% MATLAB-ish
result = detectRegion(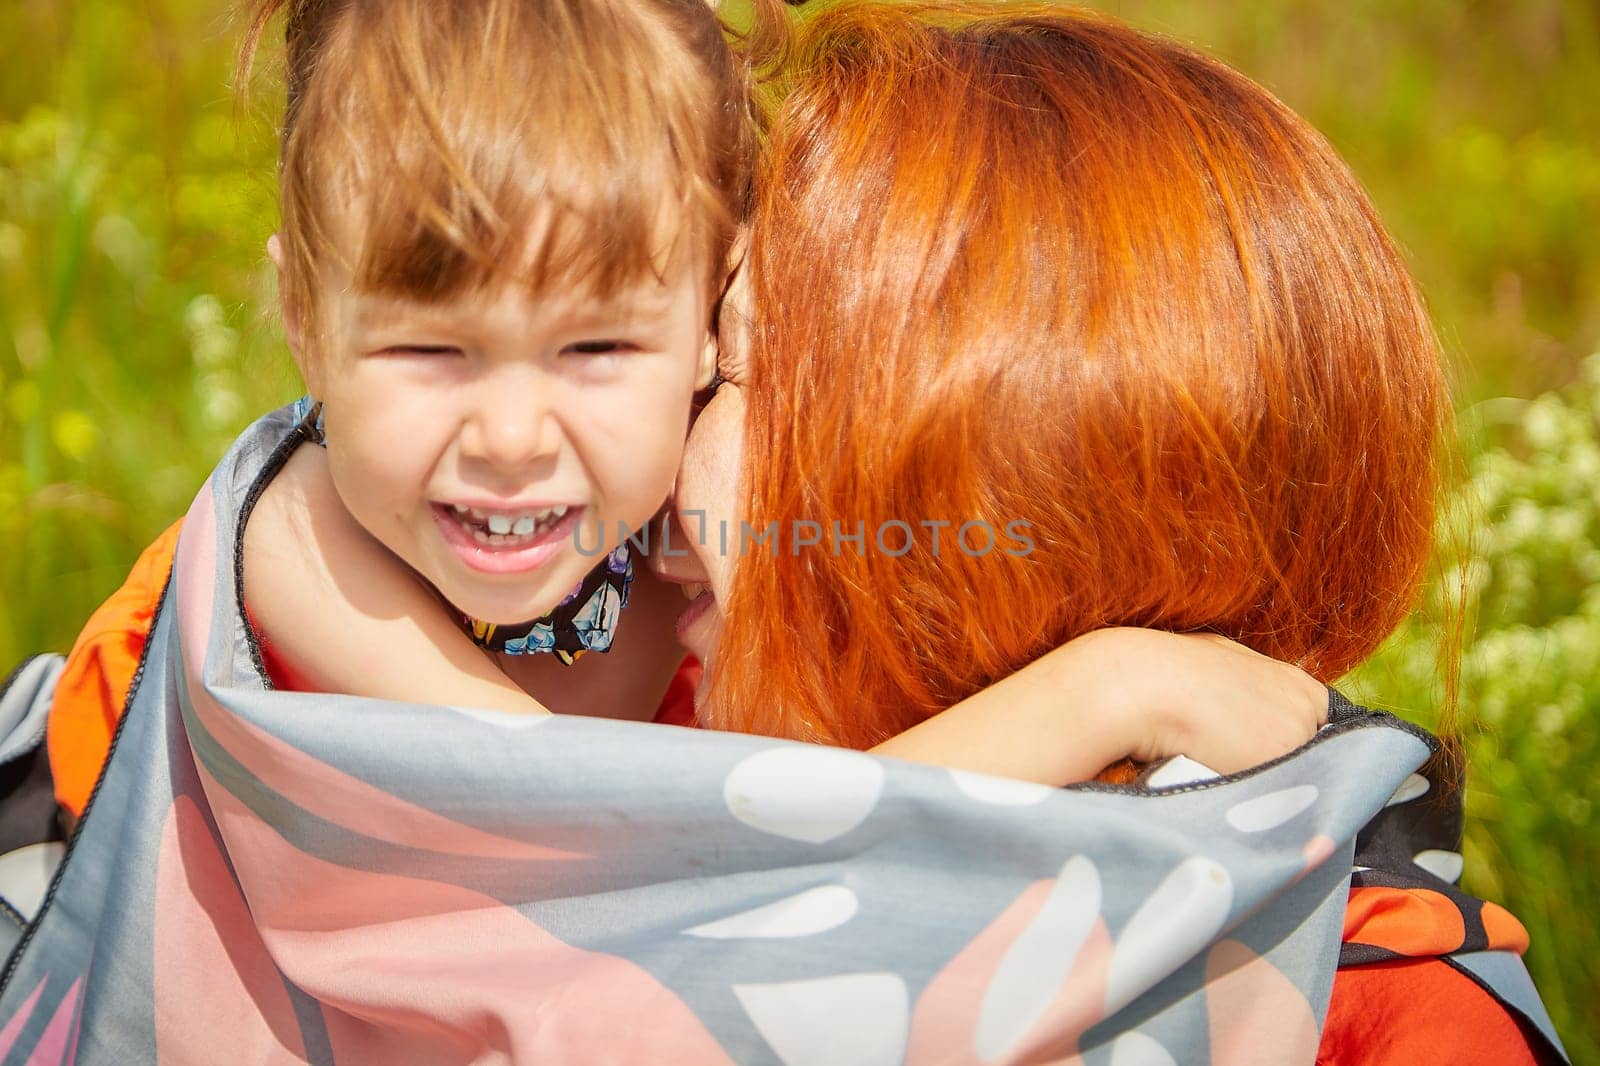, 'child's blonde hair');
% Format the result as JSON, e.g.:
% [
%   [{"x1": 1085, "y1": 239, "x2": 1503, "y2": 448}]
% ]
[{"x1": 241, "y1": 0, "x2": 753, "y2": 351}]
